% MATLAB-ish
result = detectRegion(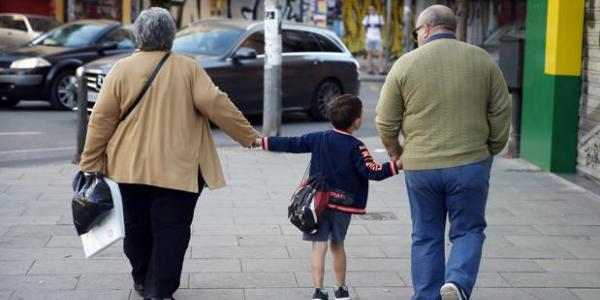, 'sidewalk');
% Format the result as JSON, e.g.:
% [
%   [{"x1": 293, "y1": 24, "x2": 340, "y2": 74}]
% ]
[
  {"x1": 355, "y1": 55, "x2": 388, "y2": 82},
  {"x1": 1, "y1": 137, "x2": 600, "y2": 300}
]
